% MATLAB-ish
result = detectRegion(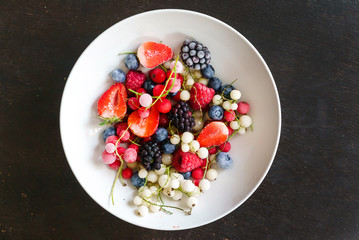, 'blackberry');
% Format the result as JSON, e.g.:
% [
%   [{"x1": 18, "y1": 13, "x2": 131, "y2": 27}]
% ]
[
  {"x1": 168, "y1": 101, "x2": 196, "y2": 132},
  {"x1": 139, "y1": 141, "x2": 162, "y2": 170},
  {"x1": 180, "y1": 39, "x2": 211, "y2": 70}
]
